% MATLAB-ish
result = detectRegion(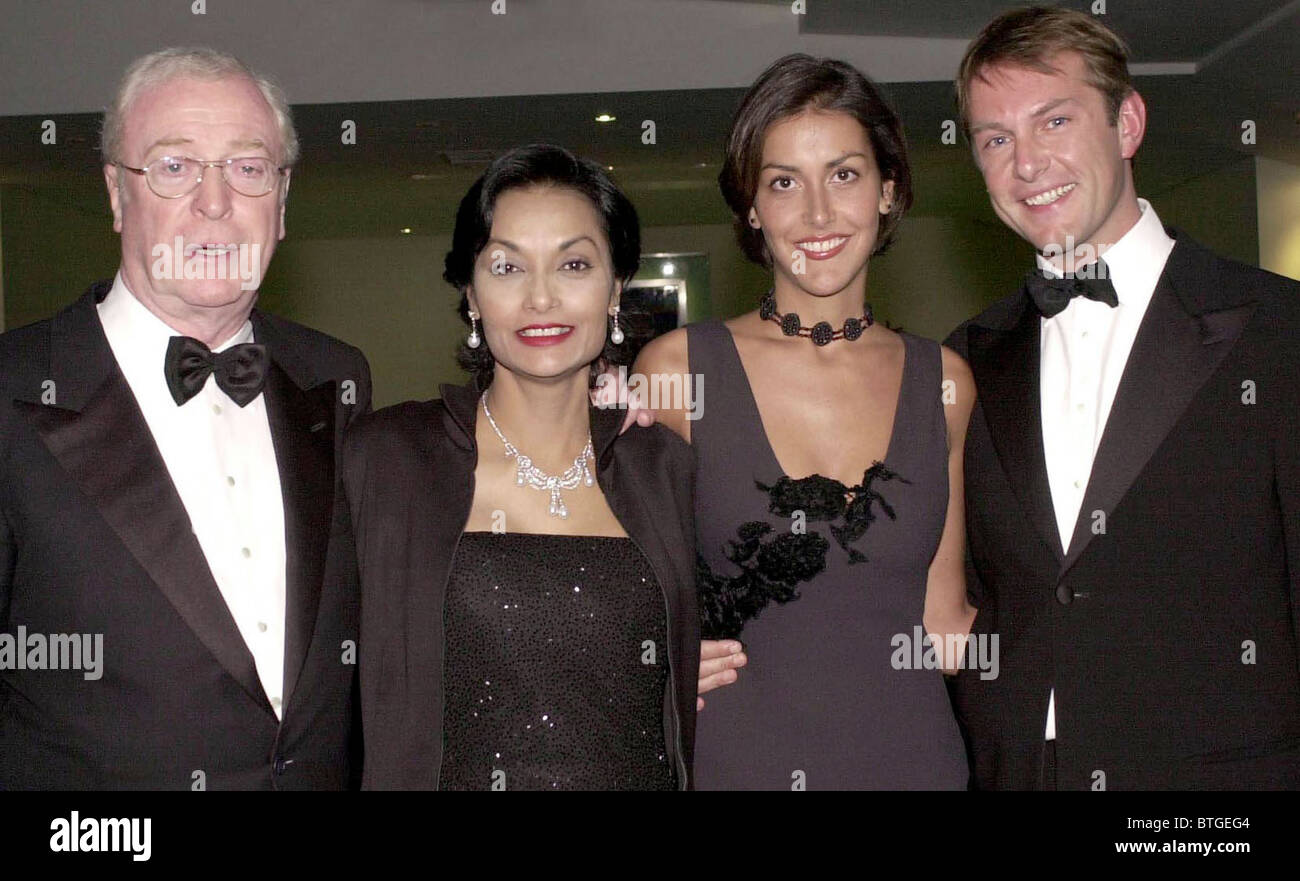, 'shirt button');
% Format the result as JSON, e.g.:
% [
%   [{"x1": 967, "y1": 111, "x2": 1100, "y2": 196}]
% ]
[
  {"x1": 226, "y1": 476, "x2": 236, "y2": 487},
  {"x1": 1076, "y1": 403, "x2": 1085, "y2": 412},
  {"x1": 257, "y1": 621, "x2": 268, "y2": 633},
  {"x1": 212, "y1": 403, "x2": 223, "y2": 415},
  {"x1": 1073, "y1": 480, "x2": 1082, "y2": 489},
  {"x1": 242, "y1": 547, "x2": 252, "y2": 558},
  {"x1": 271, "y1": 696, "x2": 282, "y2": 709},
  {"x1": 1081, "y1": 330, "x2": 1090, "y2": 339}
]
